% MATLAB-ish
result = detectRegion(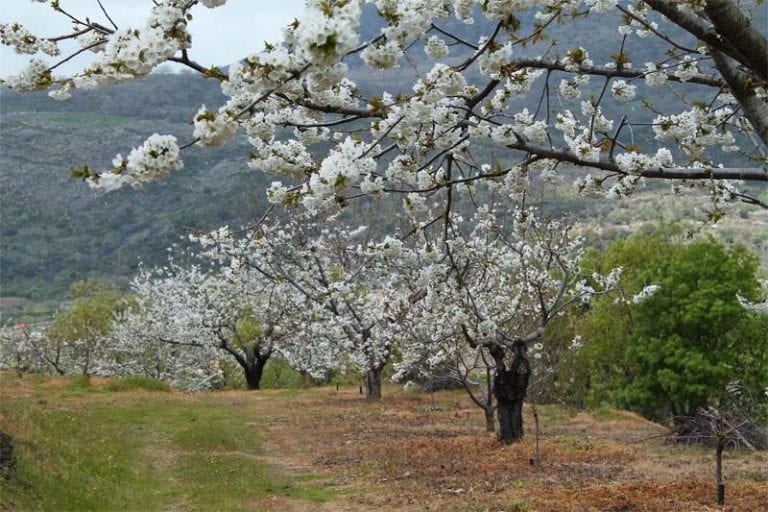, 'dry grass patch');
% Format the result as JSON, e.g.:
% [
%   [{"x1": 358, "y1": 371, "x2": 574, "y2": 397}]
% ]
[{"x1": 247, "y1": 385, "x2": 767, "y2": 511}]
